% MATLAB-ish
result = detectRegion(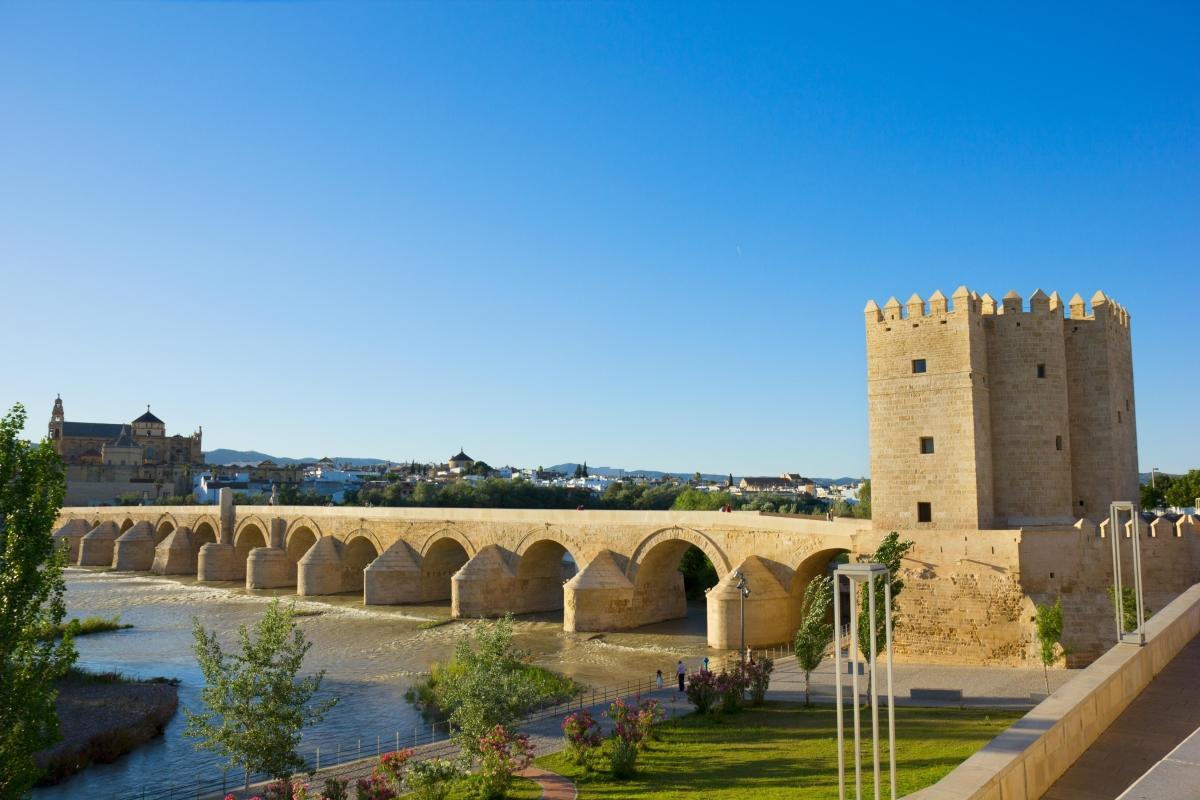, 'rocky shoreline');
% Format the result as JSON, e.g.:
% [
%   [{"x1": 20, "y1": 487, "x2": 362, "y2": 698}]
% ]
[{"x1": 36, "y1": 674, "x2": 179, "y2": 785}]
